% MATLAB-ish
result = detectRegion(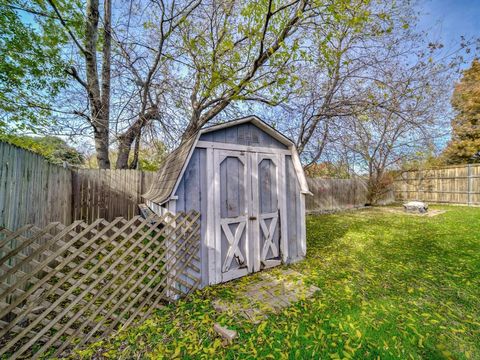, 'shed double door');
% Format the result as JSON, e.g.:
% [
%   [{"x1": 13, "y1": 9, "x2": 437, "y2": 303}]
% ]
[{"x1": 214, "y1": 149, "x2": 284, "y2": 282}]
